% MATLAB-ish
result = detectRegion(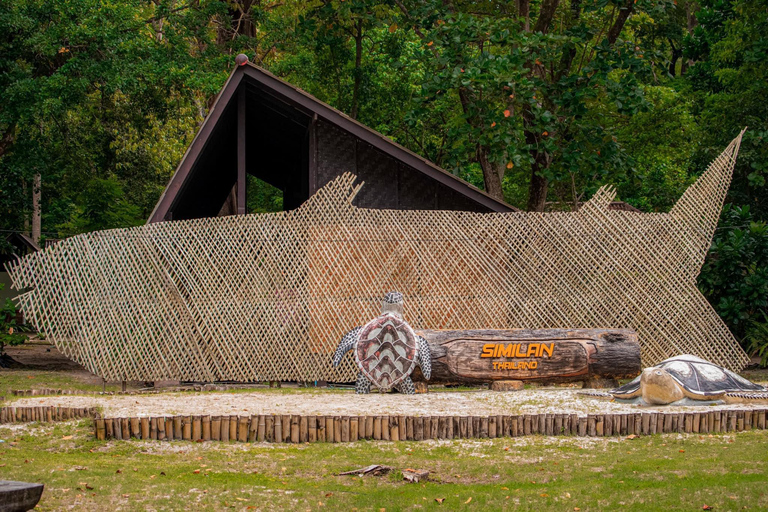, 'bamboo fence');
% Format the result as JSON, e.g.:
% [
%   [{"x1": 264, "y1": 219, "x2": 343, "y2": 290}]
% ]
[{"x1": 6, "y1": 133, "x2": 749, "y2": 381}]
